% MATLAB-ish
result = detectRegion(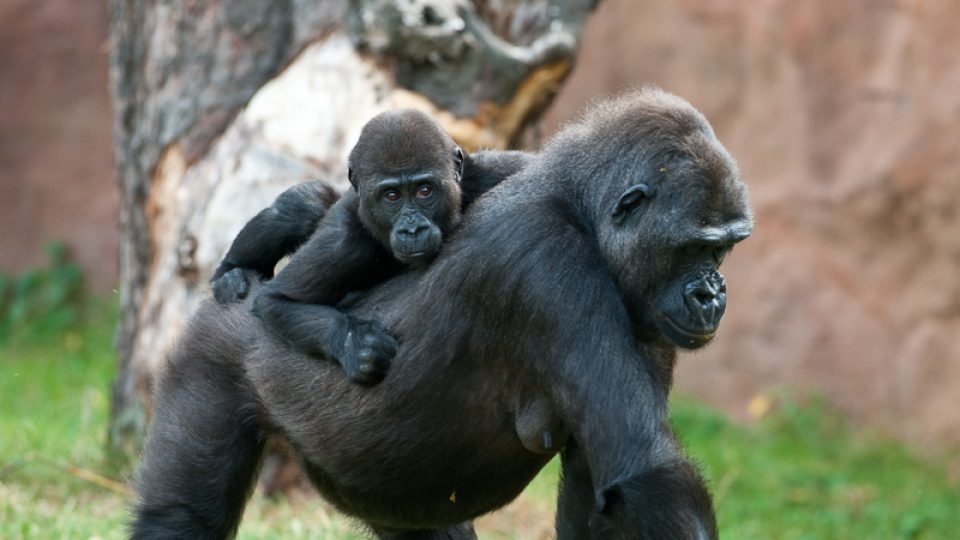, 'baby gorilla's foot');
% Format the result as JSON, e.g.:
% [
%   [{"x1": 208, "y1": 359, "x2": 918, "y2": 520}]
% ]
[{"x1": 341, "y1": 317, "x2": 397, "y2": 384}]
